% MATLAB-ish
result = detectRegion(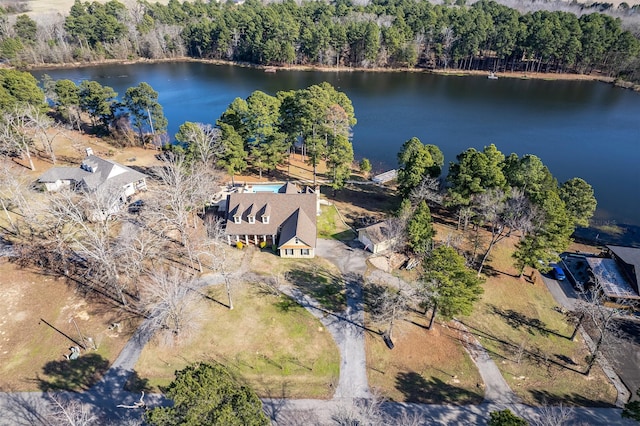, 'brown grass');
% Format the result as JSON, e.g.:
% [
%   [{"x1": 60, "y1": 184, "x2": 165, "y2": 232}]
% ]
[
  {"x1": 0, "y1": 260, "x2": 132, "y2": 391},
  {"x1": 365, "y1": 313, "x2": 484, "y2": 404}
]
